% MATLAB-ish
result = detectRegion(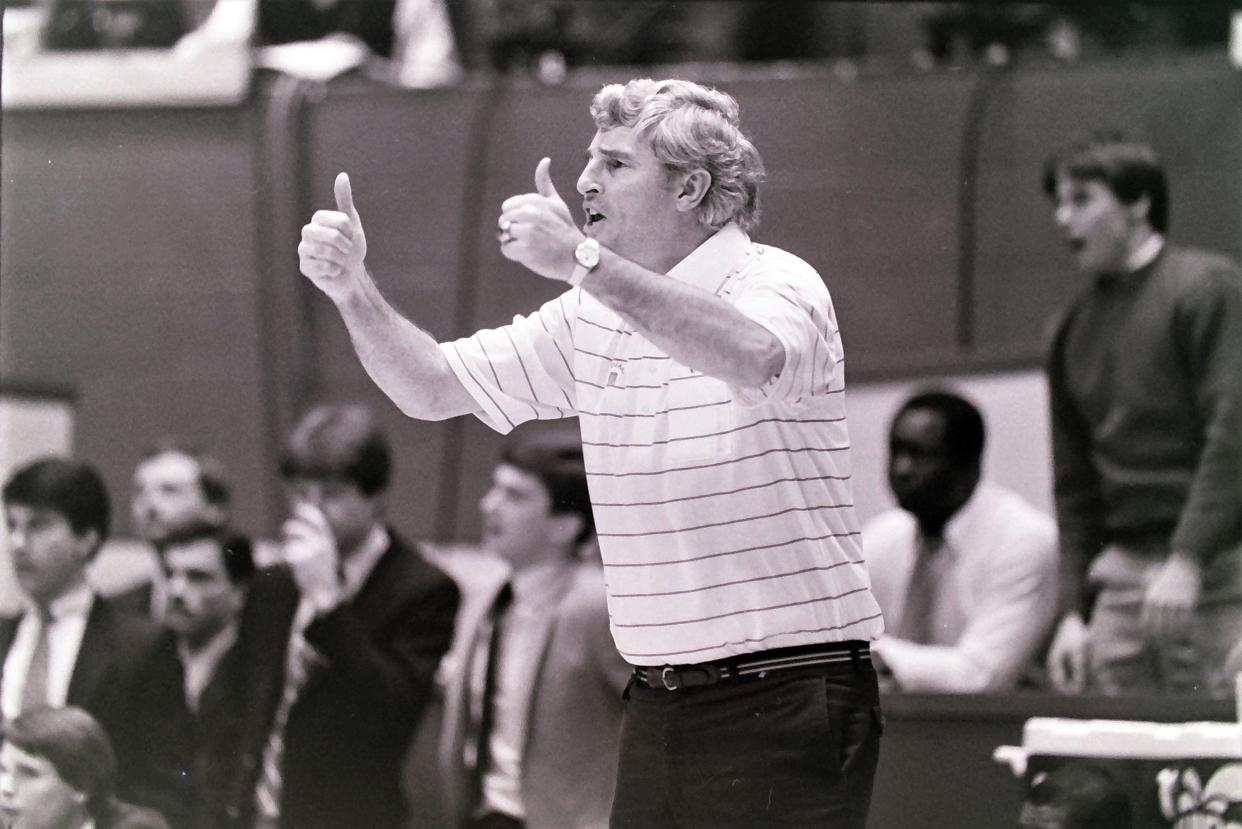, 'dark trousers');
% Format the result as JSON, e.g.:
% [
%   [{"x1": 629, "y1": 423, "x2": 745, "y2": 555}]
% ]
[{"x1": 610, "y1": 660, "x2": 882, "y2": 828}]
